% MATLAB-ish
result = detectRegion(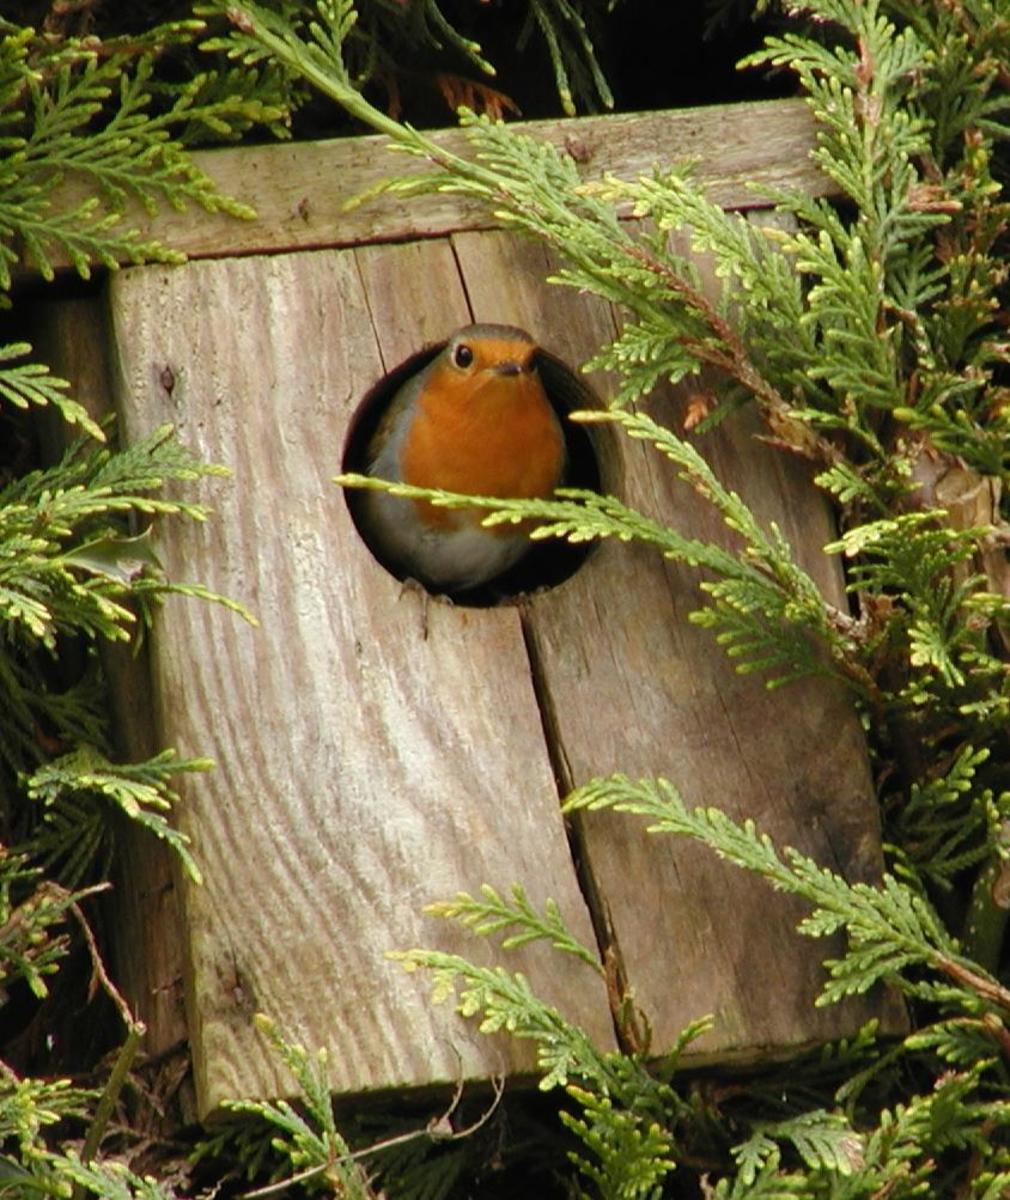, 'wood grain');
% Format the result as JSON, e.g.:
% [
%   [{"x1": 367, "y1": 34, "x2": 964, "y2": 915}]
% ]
[
  {"x1": 451, "y1": 228, "x2": 906, "y2": 1060},
  {"x1": 106, "y1": 249, "x2": 615, "y2": 1113},
  {"x1": 38, "y1": 99, "x2": 827, "y2": 270}
]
